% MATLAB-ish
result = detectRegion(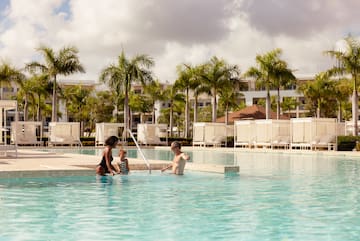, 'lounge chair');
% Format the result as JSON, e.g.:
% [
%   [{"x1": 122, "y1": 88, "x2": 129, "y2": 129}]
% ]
[
  {"x1": 203, "y1": 123, "x2": 227, "y2": 147},
  {"x1": 271, "y1": 135, "x2": 290, "y2": 149},
  {"x1": 311, "y1": 135, "x2": 336, "y2": 151}
]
